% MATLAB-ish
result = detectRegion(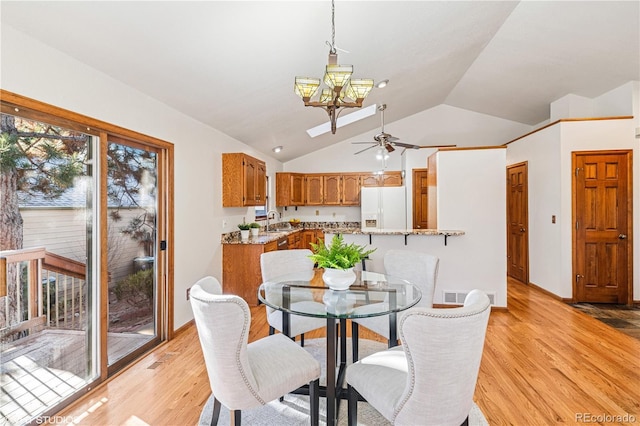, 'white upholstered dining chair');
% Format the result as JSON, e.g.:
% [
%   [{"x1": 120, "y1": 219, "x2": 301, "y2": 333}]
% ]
[
  {"x1": 346, "y1": 289, "x2": 491, "y2": 426},
  {"x1": 260, "y1": 249, "x2": 325, "y2": 346},
  {"x1": 190, "y1": 276, "x2": 321, "y2": 426},
  {"x1": 352, "y1": 250, "x2": 439, "y2": 360}
]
